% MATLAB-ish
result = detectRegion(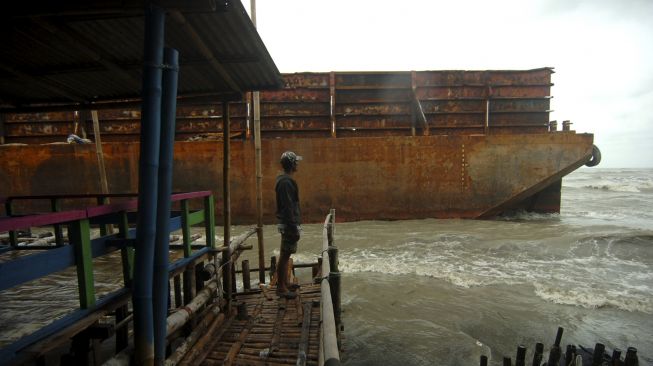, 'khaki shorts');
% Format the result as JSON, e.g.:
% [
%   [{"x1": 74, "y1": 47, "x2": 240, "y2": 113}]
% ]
[{"x1": 280, "y1": 232, "x2": 299, "y2": 255}]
